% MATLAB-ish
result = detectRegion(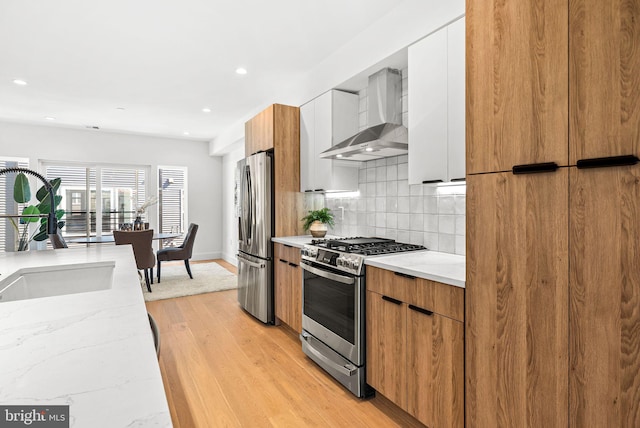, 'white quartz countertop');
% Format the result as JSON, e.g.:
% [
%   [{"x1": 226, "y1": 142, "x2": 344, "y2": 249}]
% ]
[
  {"x1": 0, "y1": 246, "x2": 172, "y2": 427},
  {"x1": 365, "y1": 250, "x2": 466, "y2": 288}
]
